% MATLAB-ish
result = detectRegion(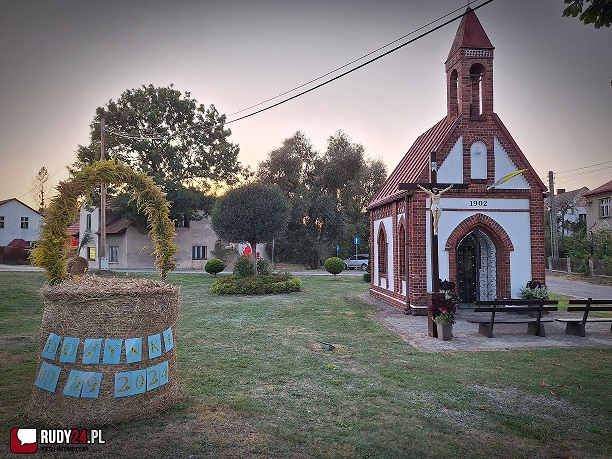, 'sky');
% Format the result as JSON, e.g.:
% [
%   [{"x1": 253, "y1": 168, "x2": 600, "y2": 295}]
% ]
[{"x1": 1, "y1": 0, "x2": 611, "y2": 209}]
